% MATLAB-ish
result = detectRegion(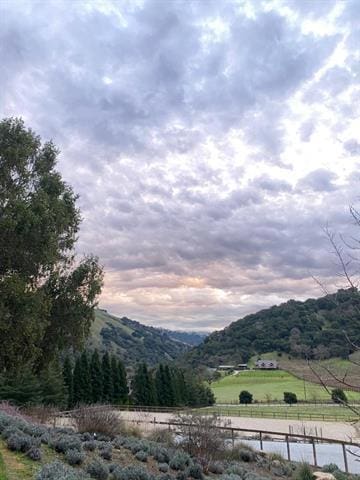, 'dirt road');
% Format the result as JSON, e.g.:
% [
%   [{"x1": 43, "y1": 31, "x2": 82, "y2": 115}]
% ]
[{"x1": 120, "y1": 410, "x2": 359, "y2": 442}]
